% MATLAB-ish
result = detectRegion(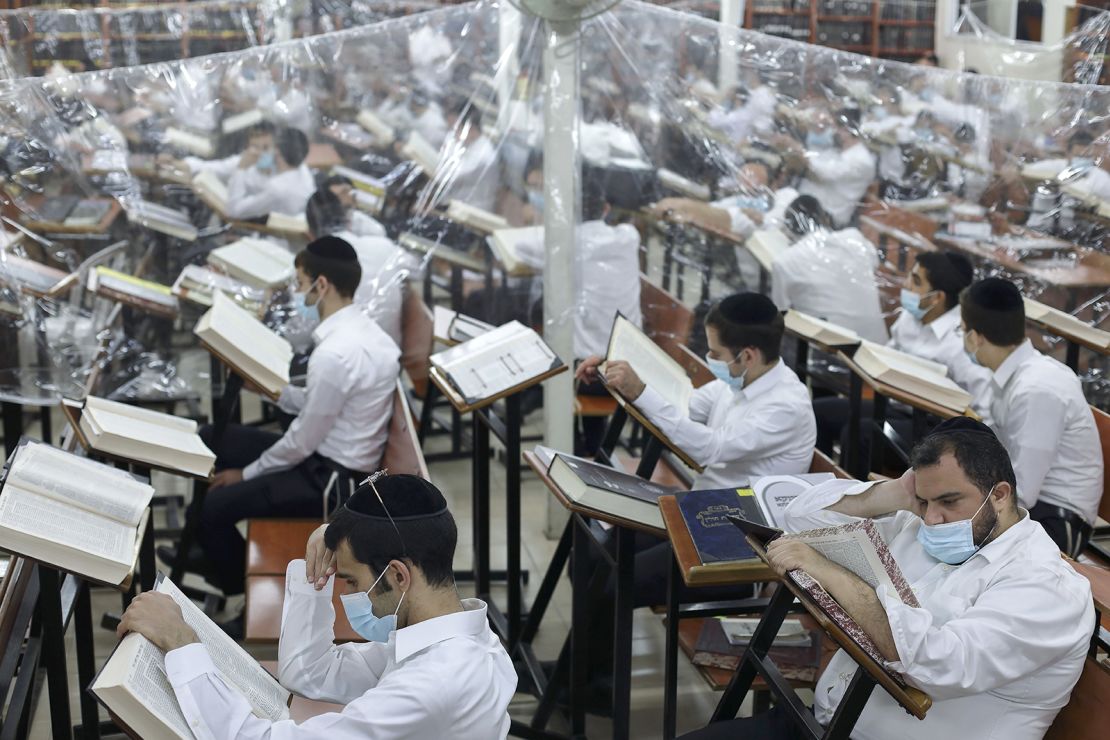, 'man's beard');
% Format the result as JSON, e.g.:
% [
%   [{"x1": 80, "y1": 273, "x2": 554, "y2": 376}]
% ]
[{"x1": 972, "y1": 497, "x2": 999, "y2": 547}]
